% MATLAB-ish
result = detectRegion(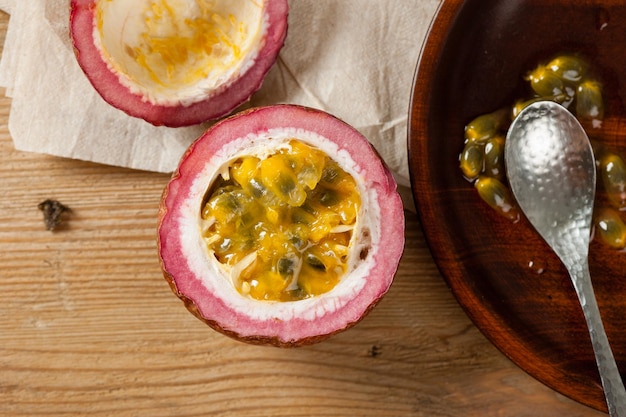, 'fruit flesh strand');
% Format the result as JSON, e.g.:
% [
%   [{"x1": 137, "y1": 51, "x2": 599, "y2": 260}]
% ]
[{"x1": 201, "y1": 140, "x2": 361, "y2": 302}]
